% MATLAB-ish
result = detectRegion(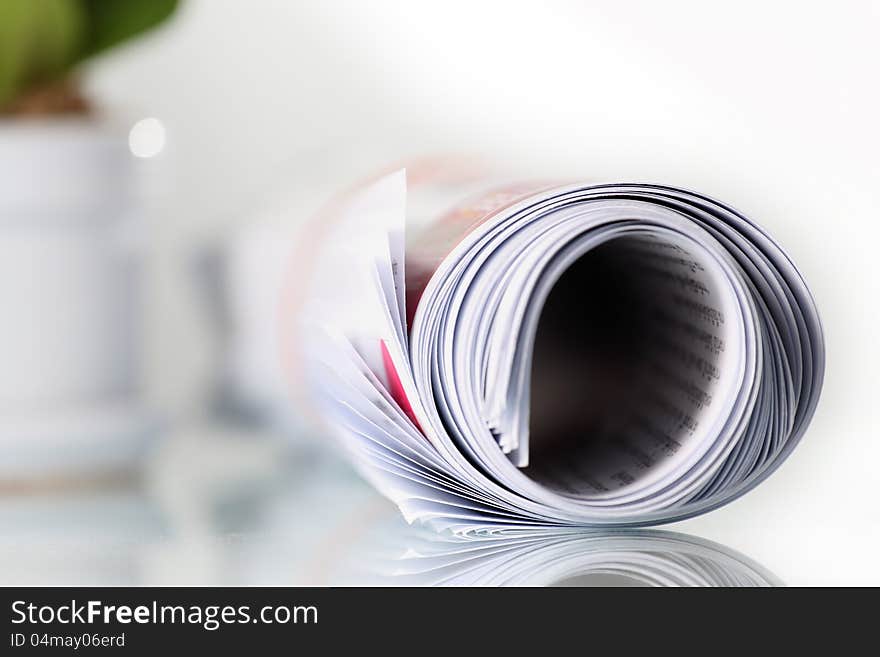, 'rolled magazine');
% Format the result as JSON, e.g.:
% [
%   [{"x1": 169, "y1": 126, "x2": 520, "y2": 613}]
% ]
[{"x1": 296, "y1": 166, "x2": 824, "y2": 531}]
